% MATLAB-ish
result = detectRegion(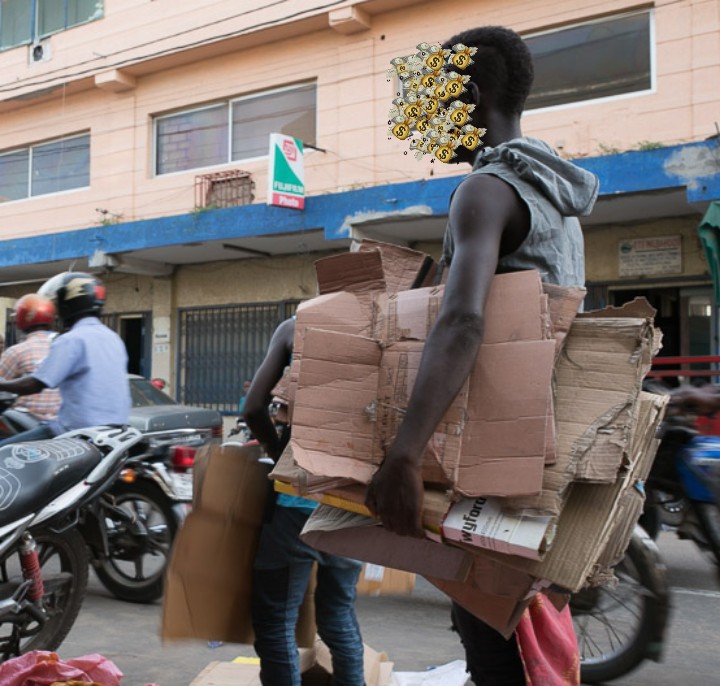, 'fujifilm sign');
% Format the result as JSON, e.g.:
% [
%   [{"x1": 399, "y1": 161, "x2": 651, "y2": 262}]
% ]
[{"x1": 267, "y1": 133, "x2": 305, "y2": 210}]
